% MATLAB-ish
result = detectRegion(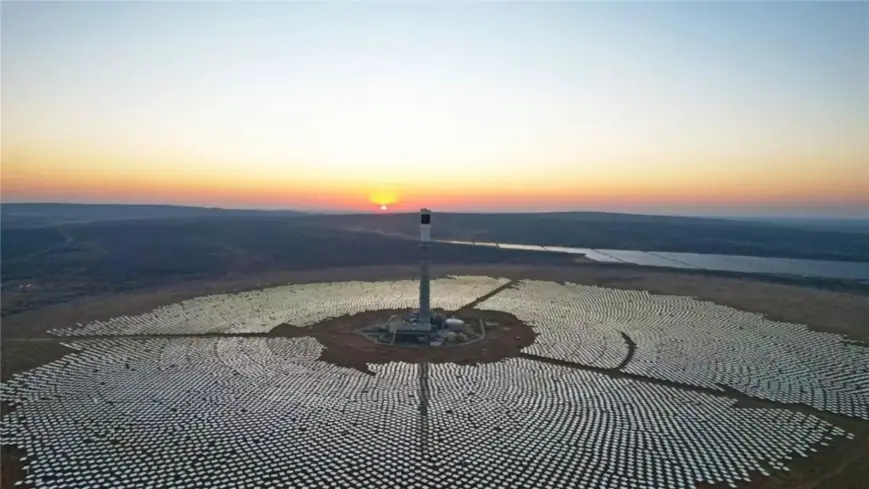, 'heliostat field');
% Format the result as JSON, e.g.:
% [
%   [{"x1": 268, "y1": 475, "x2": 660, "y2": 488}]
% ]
[{"x1": 3, "y1": 276, "x2": 868, "y2": 489}]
